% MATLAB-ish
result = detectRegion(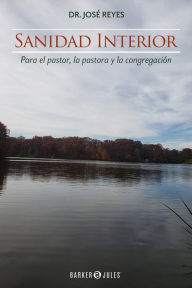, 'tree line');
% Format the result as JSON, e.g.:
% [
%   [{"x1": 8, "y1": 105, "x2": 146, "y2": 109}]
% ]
[{"x1": 0, "y1": 121, "x2": 192, "y2": 163}]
